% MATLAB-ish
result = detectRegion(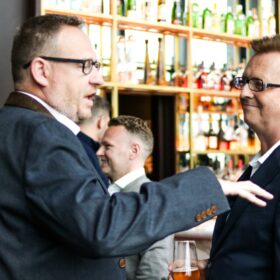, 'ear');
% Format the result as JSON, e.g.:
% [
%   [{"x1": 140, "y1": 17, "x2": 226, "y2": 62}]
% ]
[
  {"x1": 97, "y1": 115, "x2": 103, "y2": 129},
  {"x1": 129, "y1": 143, "x2": 141, "y2": 160},
  {"x1": 30, "y1": 57, "x2": 49, "y2": 87}
]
